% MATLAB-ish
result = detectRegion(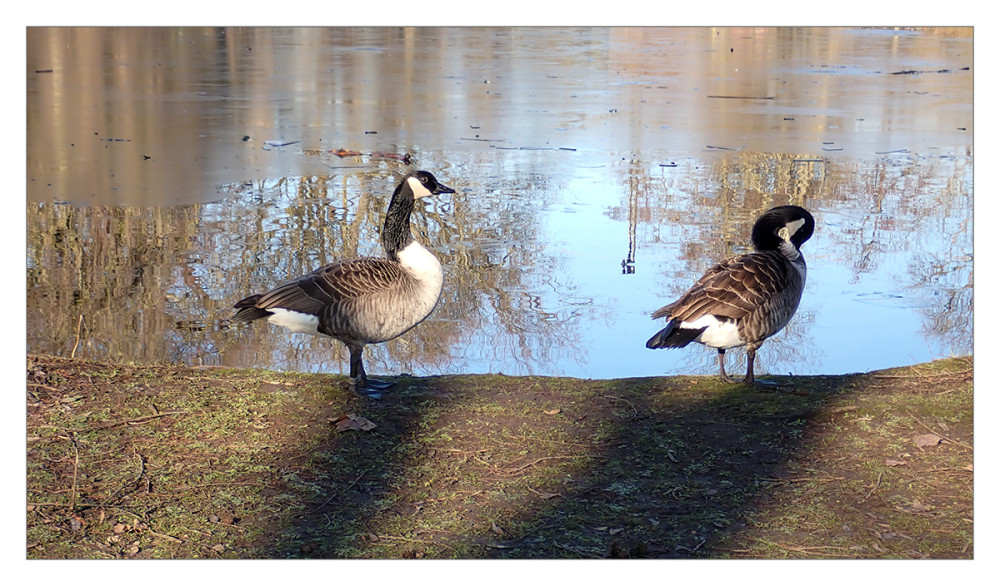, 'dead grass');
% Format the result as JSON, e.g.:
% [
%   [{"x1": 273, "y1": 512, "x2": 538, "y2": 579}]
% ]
[{"x1": 25, "y1": 354, "x2": 973, "y2": 559}]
